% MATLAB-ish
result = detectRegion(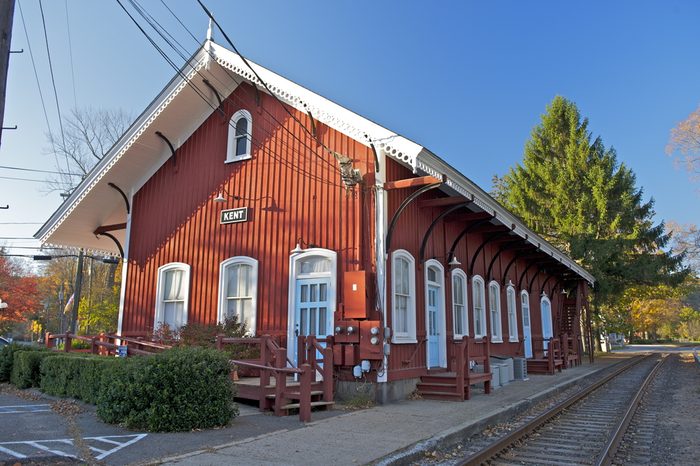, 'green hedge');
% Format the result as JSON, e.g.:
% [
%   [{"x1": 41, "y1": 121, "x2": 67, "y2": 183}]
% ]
[
  {"x1": 40, "y1": 355, "x2": 122, "y2": 404},
  {"x1": 0, "y1": 343, "x2": 28, "y2": 382},
  {"x1": 97, "y1": 347, "x2": 238, "y2": 431},
  {"x1": 10, "y1": 350, "x2": 59, "y2": 389}
]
